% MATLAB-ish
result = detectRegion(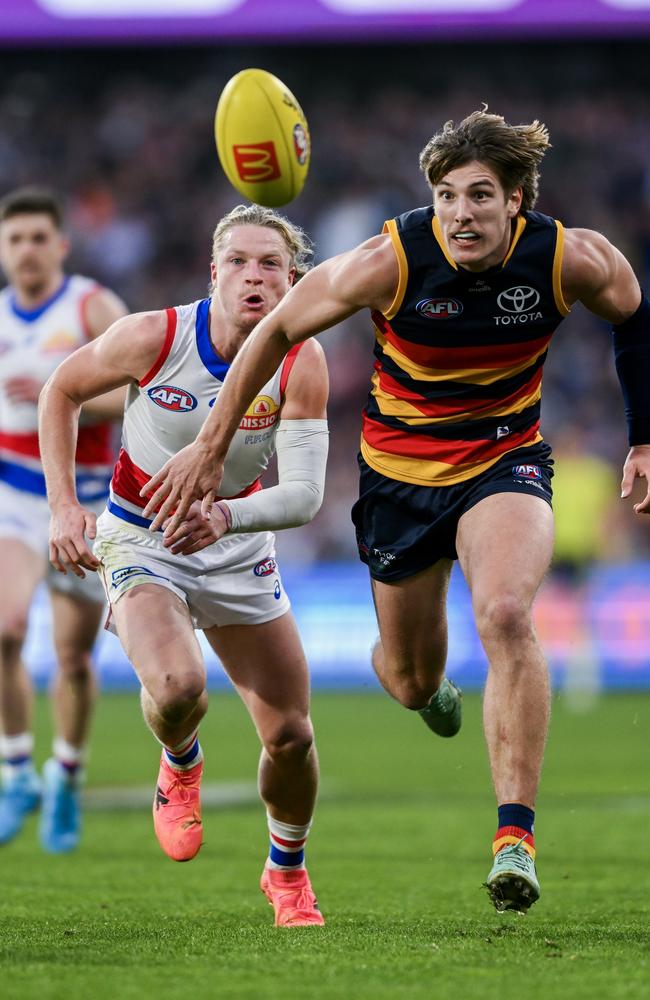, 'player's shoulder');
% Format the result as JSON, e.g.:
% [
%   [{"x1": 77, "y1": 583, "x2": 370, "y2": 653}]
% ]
[
  {"x1": 104, "y1": 309, "x2": 168, "y2": 348},
  {"x1": 292, "y1": 337, "x2": 326, "y2": 366},
  {"x1": 561, "y1": 227, "x2": 618, "y2": 292}
]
